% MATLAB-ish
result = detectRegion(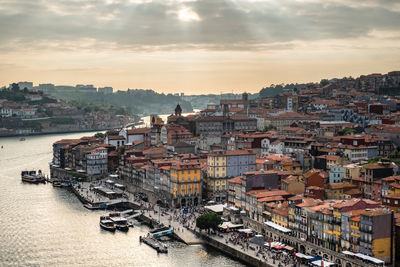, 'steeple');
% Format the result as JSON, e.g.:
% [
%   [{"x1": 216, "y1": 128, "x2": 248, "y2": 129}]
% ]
[{"x1": 175, "y1": 103, "x2": 182, "y2": 116}]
